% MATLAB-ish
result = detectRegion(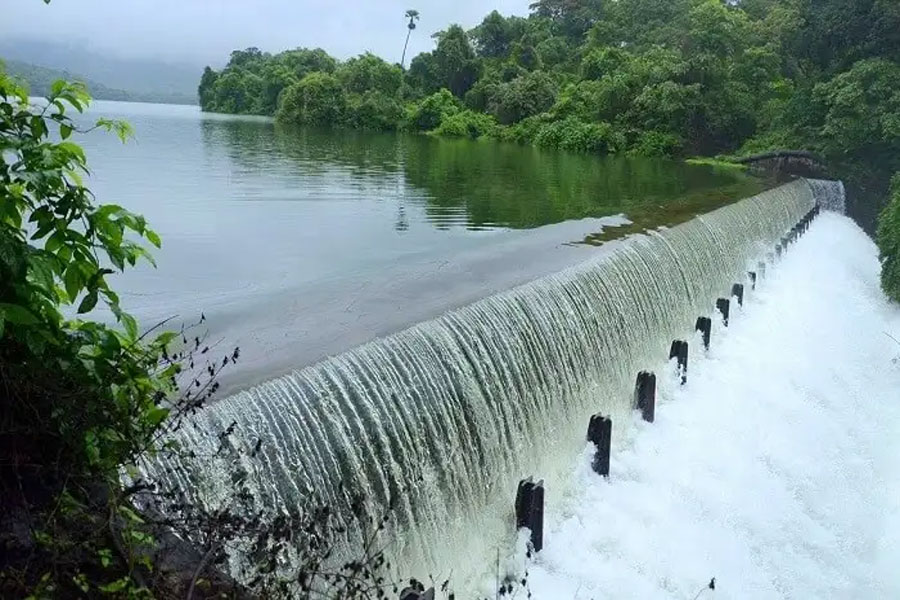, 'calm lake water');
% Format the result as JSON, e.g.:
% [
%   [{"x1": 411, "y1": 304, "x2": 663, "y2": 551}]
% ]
[{"x1": 77, "y1": 101, "x2": 768, "y2": 393}]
